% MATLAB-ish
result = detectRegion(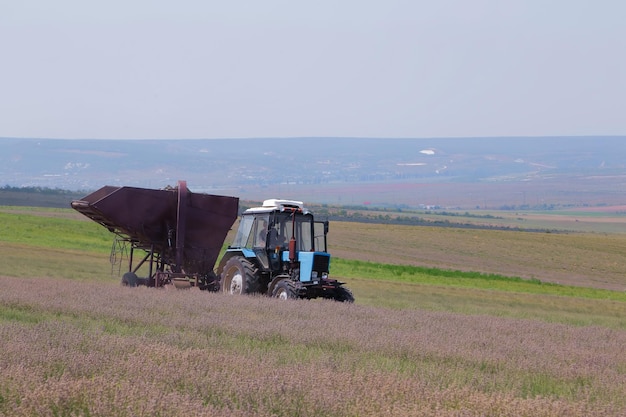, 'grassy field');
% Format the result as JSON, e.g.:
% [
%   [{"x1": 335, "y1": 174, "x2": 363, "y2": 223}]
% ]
[
  {"x1": 1, "y1": 206, "x2": 626, "y2": 416},
  {"x1": 329, "y1": 221, "x2": 626, "y2": 291}
]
